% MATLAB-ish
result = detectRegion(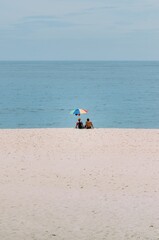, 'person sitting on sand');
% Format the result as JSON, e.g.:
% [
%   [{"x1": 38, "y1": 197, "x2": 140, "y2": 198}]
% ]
[
  {"x1": 75, "y1": 118, "x2": 84, "y2": 129},
  {"x1": 85, "y1": 118, "x2": 94, "y2": 129}
]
